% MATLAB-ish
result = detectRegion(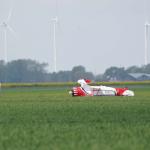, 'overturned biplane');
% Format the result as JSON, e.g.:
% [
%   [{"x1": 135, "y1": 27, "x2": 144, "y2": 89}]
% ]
[{"x1": 69, "y1": 79, "x2": 134, "y2": 96}]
